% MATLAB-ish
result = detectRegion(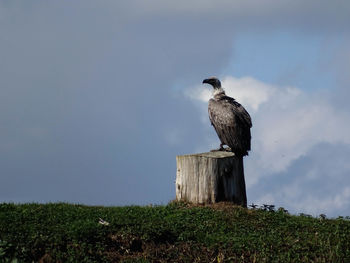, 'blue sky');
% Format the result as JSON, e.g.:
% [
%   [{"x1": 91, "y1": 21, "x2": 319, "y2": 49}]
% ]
[
  {"x1": 226, "y1": 32, "x2": 337, "y2": 91},
  {"x1": 1, "y1": 0, "x2": 350, "y2": 217}
]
